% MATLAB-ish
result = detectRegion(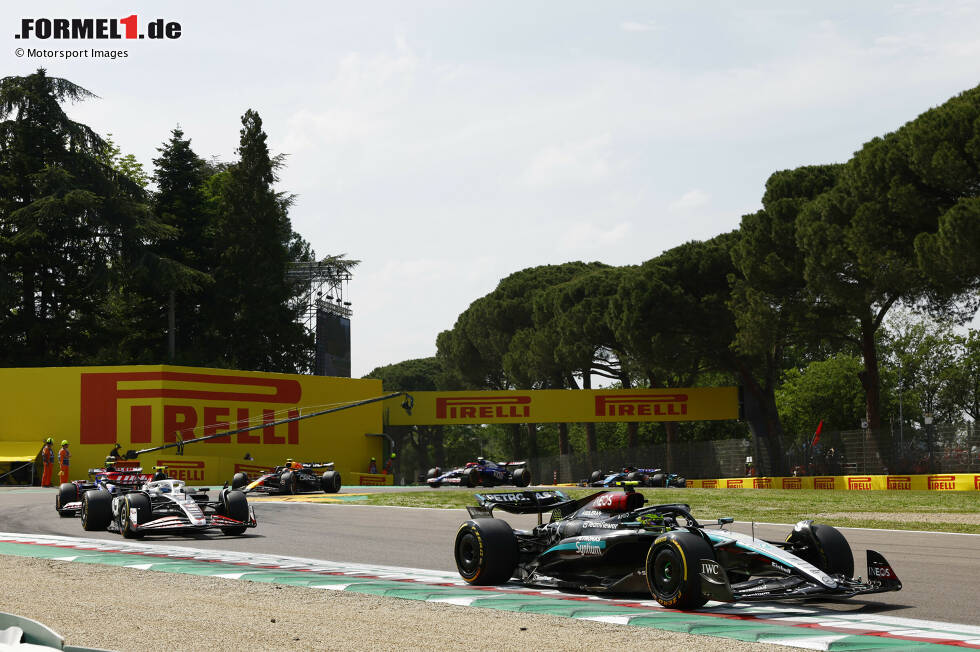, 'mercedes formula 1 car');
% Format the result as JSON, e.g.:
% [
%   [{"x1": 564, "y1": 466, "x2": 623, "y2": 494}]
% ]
[
  {"x1": 427, "y1": 458, "x2": 531, "y2": 488},
  {"x1": 80, "y1": 478, "x2": 256, "y2": 538},
  {"x1": 56, "y1": 463, "x2": 166, "y2": 517},
  {"x1": 587, "y1": 467, "x2": 686, "y2": 488},
  {"x1": 231, "y1": 460, "x2": 341, "y2": 495},
  {"x1": 453, "y1": 486, "x2": 901, "y2": 609}
]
